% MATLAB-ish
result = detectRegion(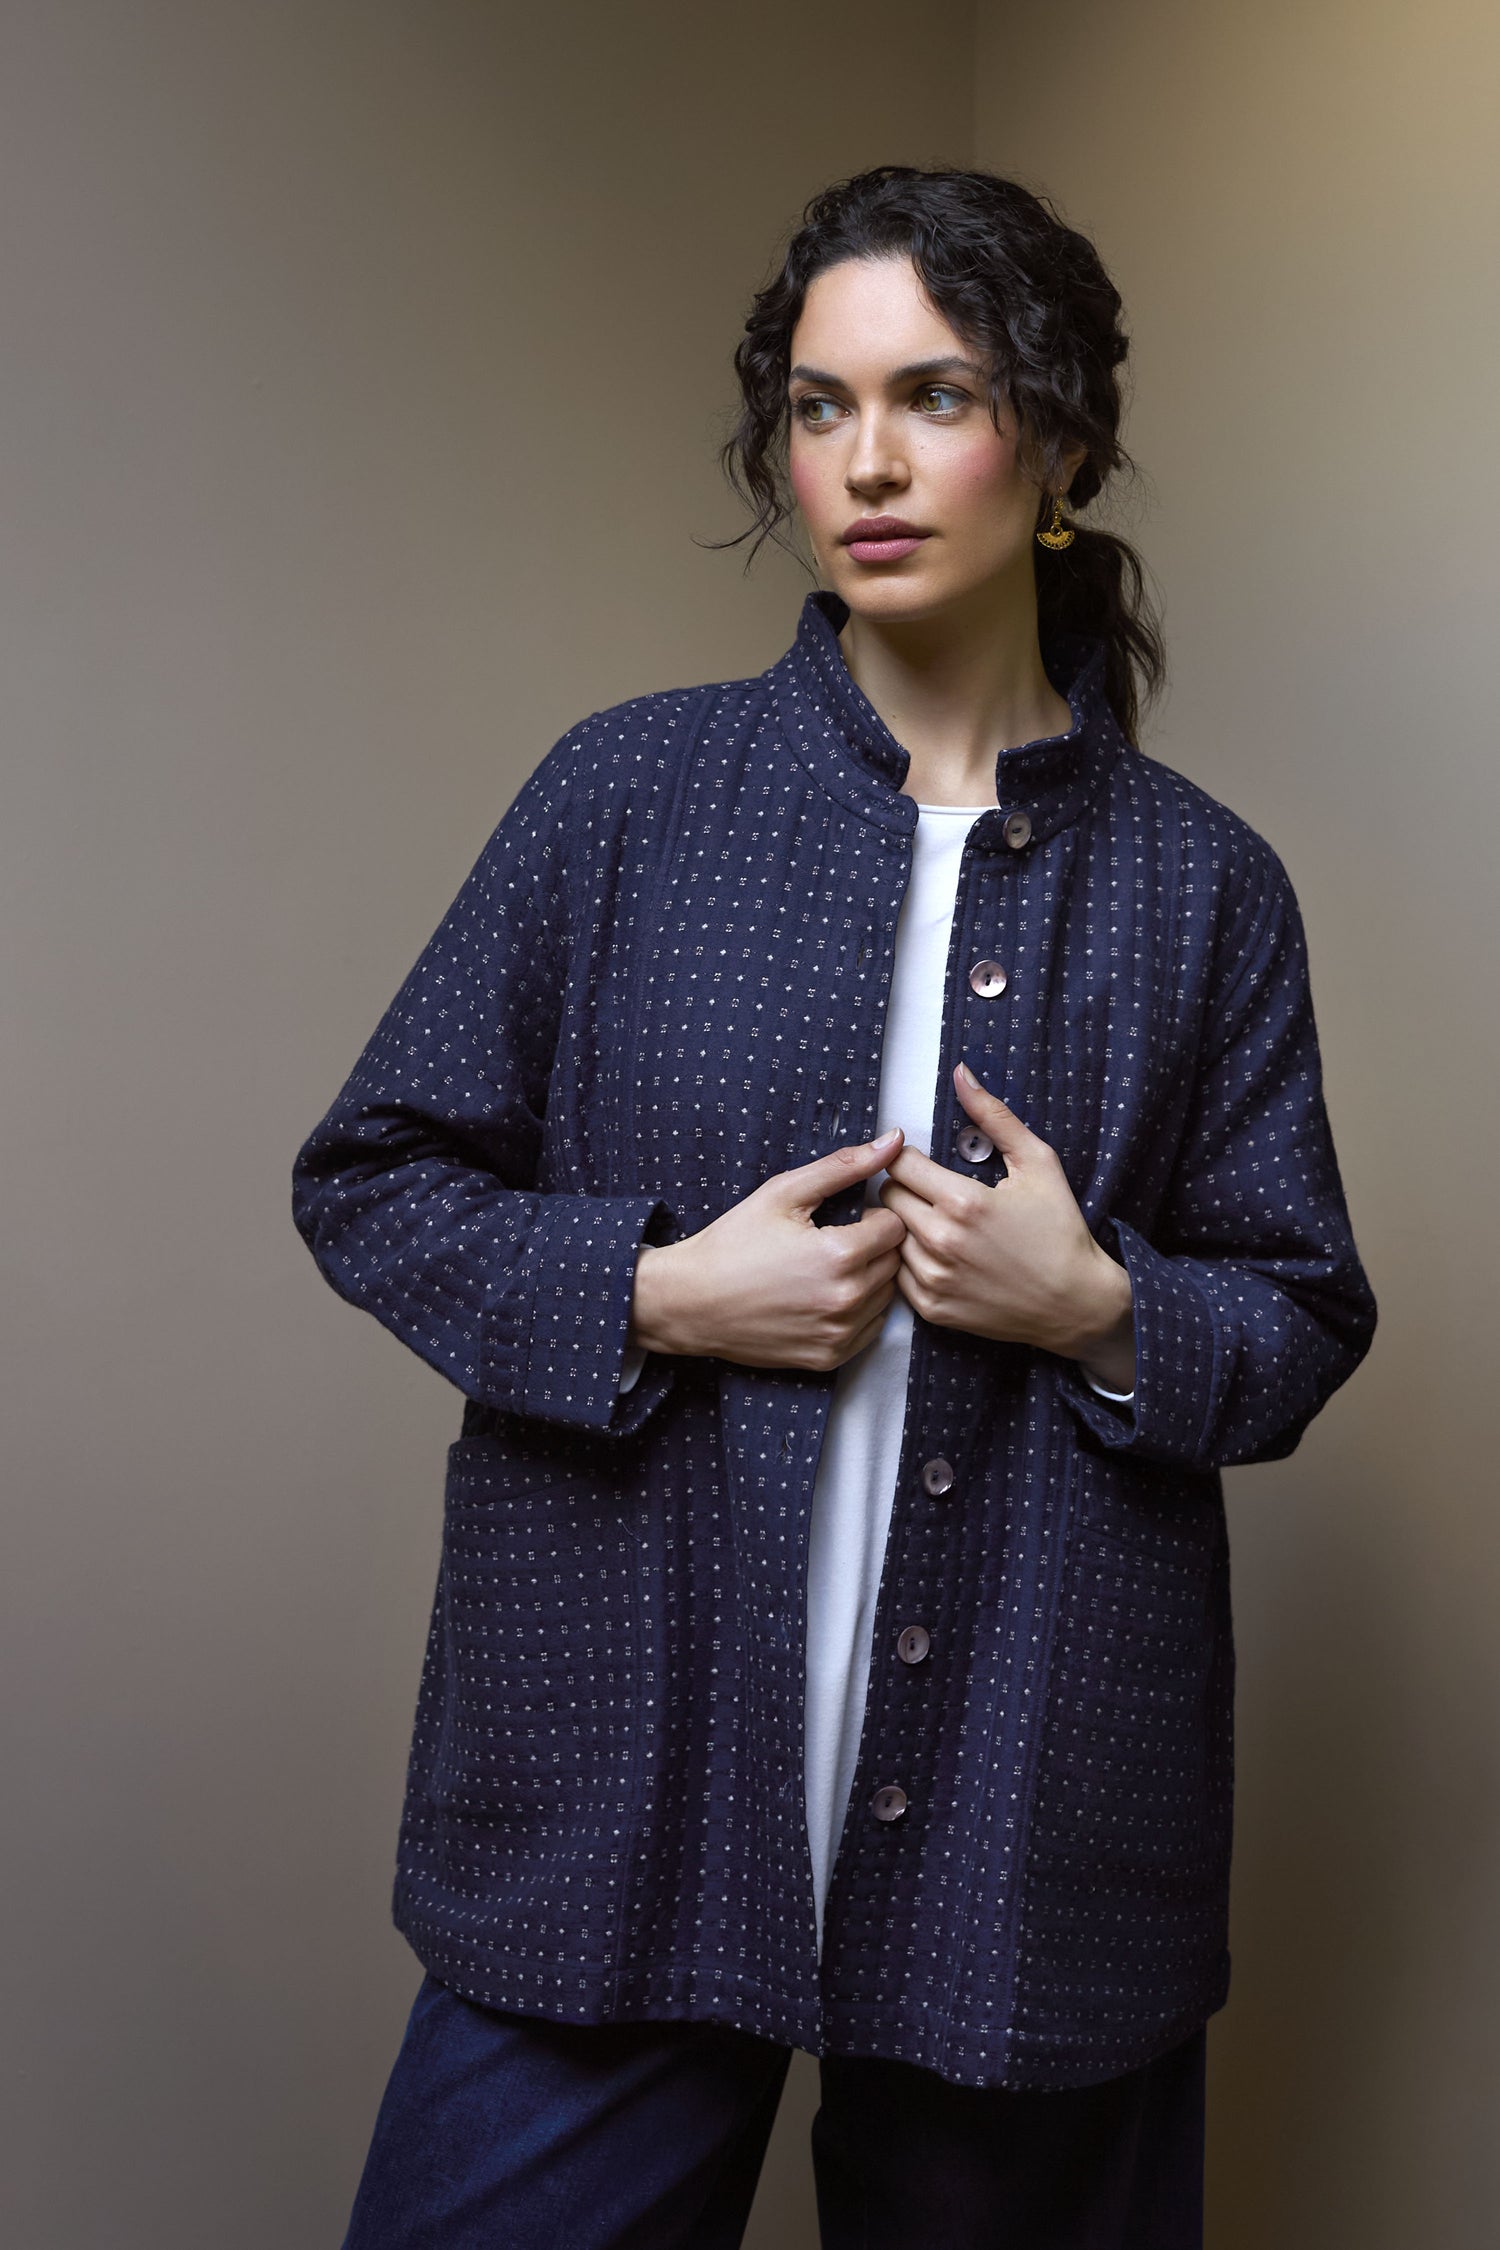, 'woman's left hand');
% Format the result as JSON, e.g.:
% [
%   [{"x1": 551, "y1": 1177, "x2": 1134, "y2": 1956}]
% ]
[{"x1": 877, "y1": 1063, "x2": 1136, "y2": 1392}]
